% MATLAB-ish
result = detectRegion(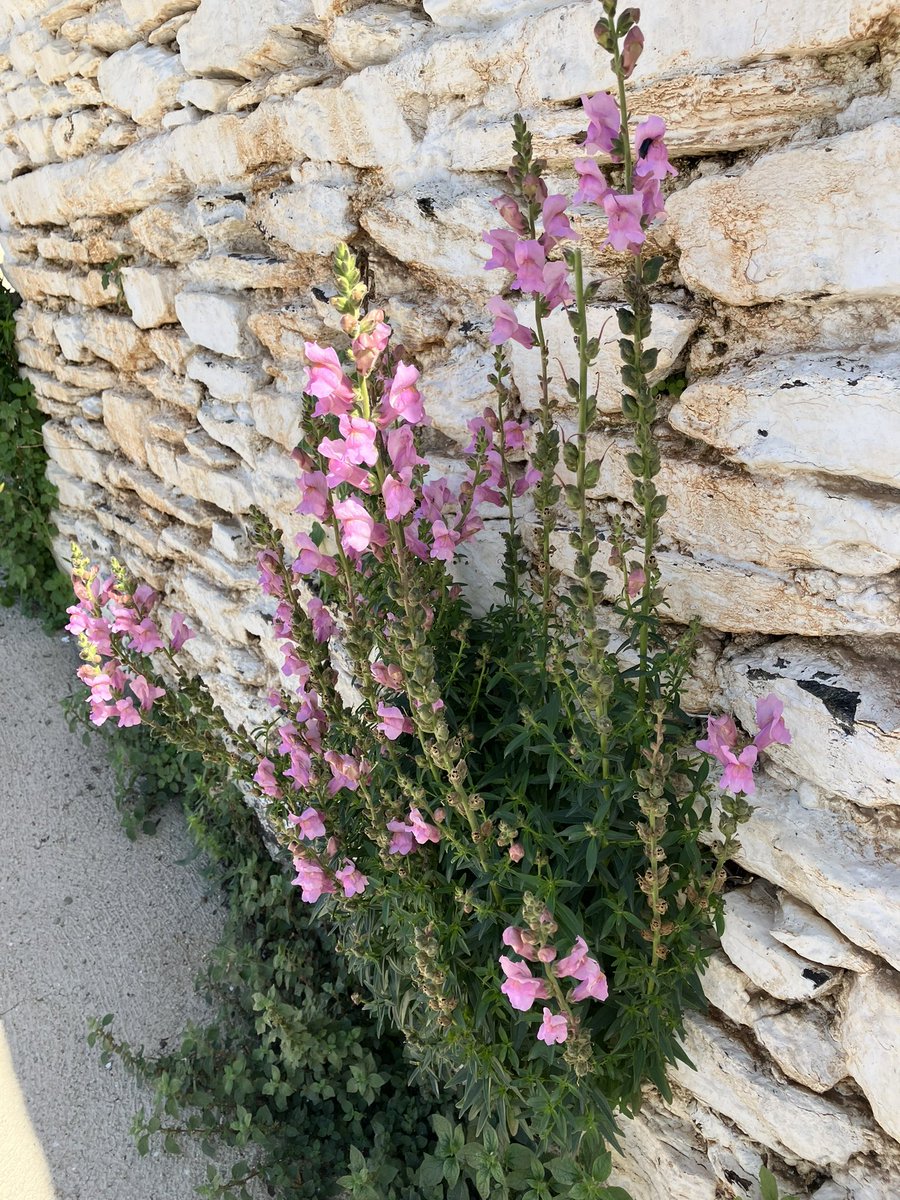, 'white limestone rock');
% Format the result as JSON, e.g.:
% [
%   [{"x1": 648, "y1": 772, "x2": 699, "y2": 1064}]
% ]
[
  {"x1": 722, "y1": 884, "x2": 843, "y2": 1002},
  {"x1": 670, "y1": 353, "x2": 900, "y2": 489},
  {"x1": 667, "y1": 122, "x2": 900, "y2": 306},
  {"x1": 248, "y1": 386, "x2": 303, "y2": 454},
  {"x1": 754, "y1": 1007, "x2": 847, "y2": 1094},
  {"x1": 177, "y1": 0, "x2": 320, "y2": 79},
  {"x1": 713, "y1": 775, "x2": 900, "y2": 971},
  {"x1": 121, "y1": 0, "x2": 198, "y2": 34},
  {"x1": 102, "y1": 389, "x2": 158, "y2": 468},
  {"x1": 674, "y1": 1013, "x2": 875, "y2": 1168},
  {"x1": 772, "y1": 897, "x2": 876, "y2": 973},
  {"x1": 717, "y1": 640, "x2": 900, "y2": 811},
  {"x1": 146, "y1": 439, "x2": 255, "y2": 513},
  {"x1": 700, "y1": 951, "x2": 781, "y2": 1027},
  {"x1": 43, "y1": 421, "x2": 109, "y2": 487},
  {"x1": 97, "y1": 43, "x2": 188, "y2": 126},
  {"x1": 186, "y1": 353, "x2": 268, "y2": 402},
  {"x1": 121, "y1": 266, "x2": 180, "y2": 328},
  {"x1": 175, "y1": 290, "x2": 254, "y2": 358},
  {"x1": 608, "y1": 1100, "x2": 718, "y2": 1200},
  {"x1": 252, "y1": 176, "x2": 357, "y2": 257},
  {"x1": 176, "y1": 76, "x2": 239, "y2": 112},
  {"x1": 328, "y1": 4, "x2": 429, "y2": 71},
  {"x1": 836, "y1": 968, "x2": 900, "y2": 1144}
]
